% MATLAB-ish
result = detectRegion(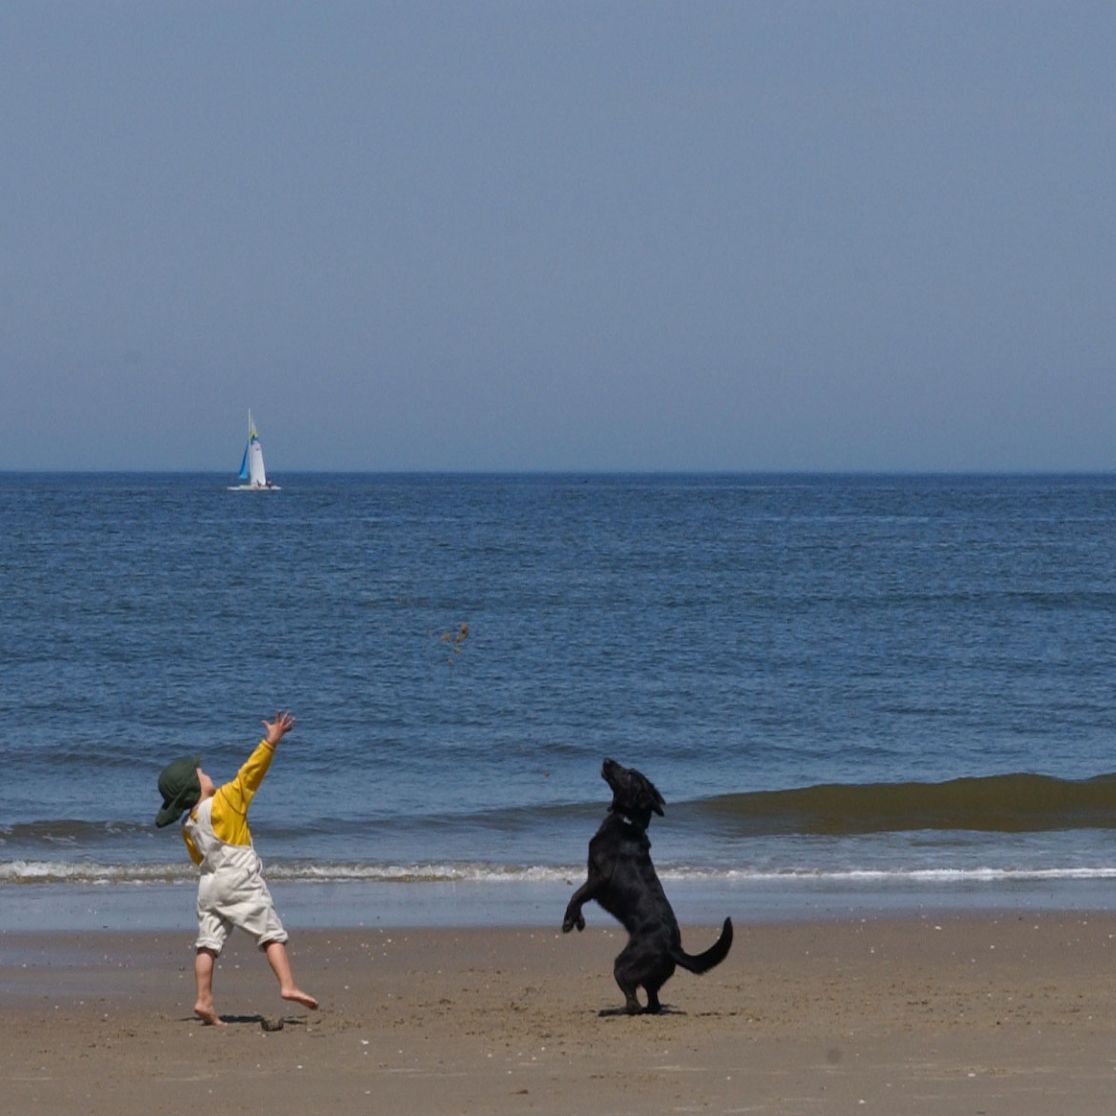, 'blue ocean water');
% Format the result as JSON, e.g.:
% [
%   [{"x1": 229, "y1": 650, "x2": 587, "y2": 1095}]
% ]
[{"x1": 4, "y1": 473, "x2": 1116, "y2": 918}]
